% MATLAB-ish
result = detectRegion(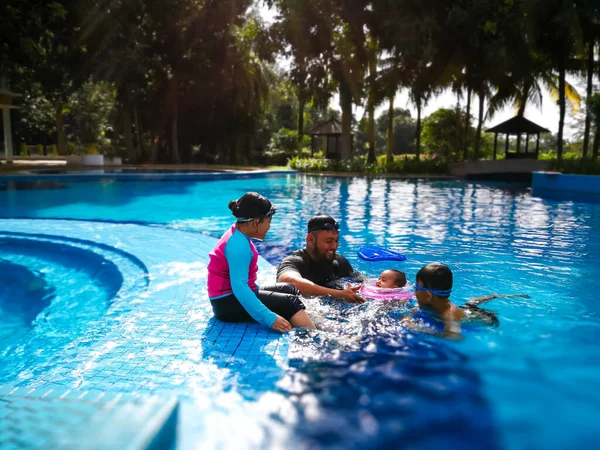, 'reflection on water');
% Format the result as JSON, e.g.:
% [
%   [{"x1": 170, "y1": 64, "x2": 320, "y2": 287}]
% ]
[
  {"x1": 264, "y1": 297, "x2": 501, "y2": 449},
  {"x1": 252, "y1": 176, "x2": 600, "y2": 449},
  {"x1": 1, "y1": 175, "x2": 599, "y2": 448},
  {"x1": 0, "y1": 259, "x2": 55, "y2": 337}
]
